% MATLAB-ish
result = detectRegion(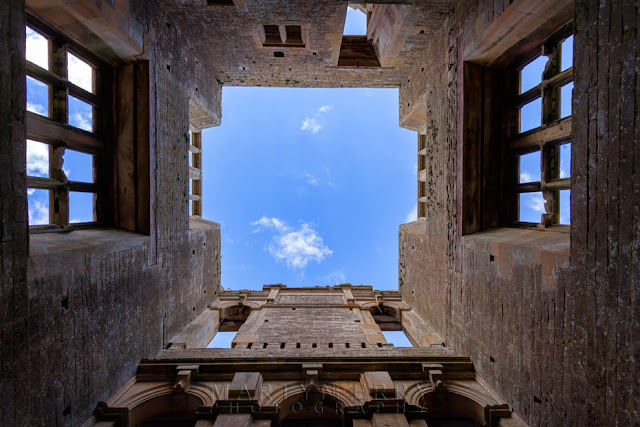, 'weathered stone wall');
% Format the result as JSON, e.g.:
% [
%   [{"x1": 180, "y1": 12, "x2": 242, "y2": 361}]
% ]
[
  {"x1": 1, "y1": 2, "x2": 223, "y2": 425},
  {"x1": 398, "y1": 0, "x2": 639, "y2": 425},
  {"x1": 0, "y1": 0, "x2": 29, "y2": 424}
]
